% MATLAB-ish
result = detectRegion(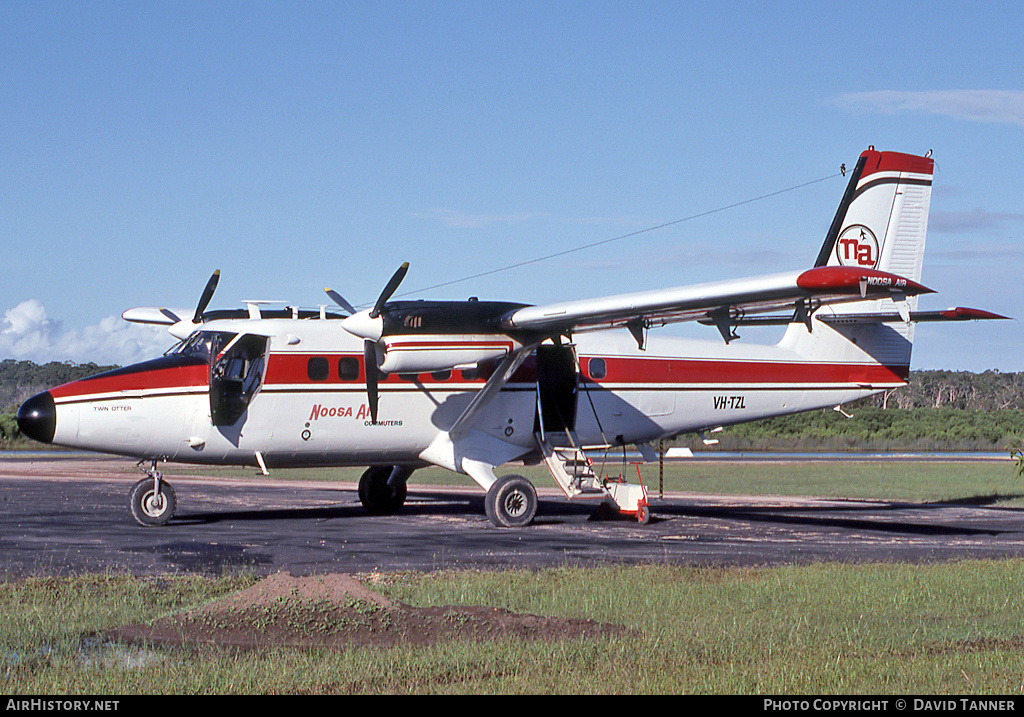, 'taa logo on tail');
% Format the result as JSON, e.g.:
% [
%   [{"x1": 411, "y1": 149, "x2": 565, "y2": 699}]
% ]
[{"x1": 835, "y1": 225, "x2": 879, "y2": 268}]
